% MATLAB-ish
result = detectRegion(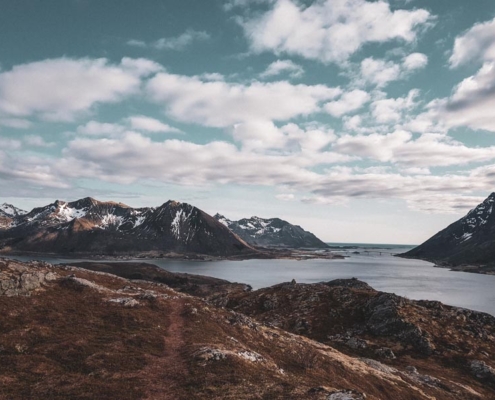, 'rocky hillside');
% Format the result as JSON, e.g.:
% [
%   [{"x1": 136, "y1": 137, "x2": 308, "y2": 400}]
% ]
[
  {"x1": 0, "y1": 198, "x2": 254, "y2": 257},
  {"x1": 1, "y1": 258, "x2": 494, "y2": 399},
  {"x1": 401, "y1": 193, "x2": 495, "y2": 268},
  {"x1": 211, "y1": 277, "x2": 495, "y2": 398},
  {"x1": 214, "y1": 214, "x2": 328, "y2": 248}
]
